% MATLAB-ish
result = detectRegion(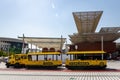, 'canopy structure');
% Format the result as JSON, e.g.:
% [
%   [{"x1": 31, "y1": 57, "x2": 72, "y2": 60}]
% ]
[
  {"x1": 69, "y1": 32, "x2": 120, "y2": 44},
  {"x1": 18, "y1": 37, "x2": 66, "y2": 51},
  {"x1": 99, "y1": 27, "x2": 120, "y2": 33},
  {"x1": 70, "y1": 11, "x2": 120, "y2": 44},
  {"x1": 73, "y1": 11, "x2": 103, "y2": 33}
]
